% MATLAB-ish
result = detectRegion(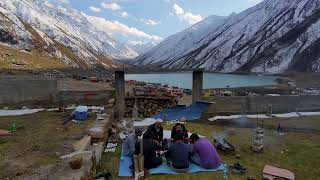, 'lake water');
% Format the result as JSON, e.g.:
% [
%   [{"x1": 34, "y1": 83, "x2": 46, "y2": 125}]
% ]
[{"x1": 125, "y1": 72, "x2": 277, "y2": 89}]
